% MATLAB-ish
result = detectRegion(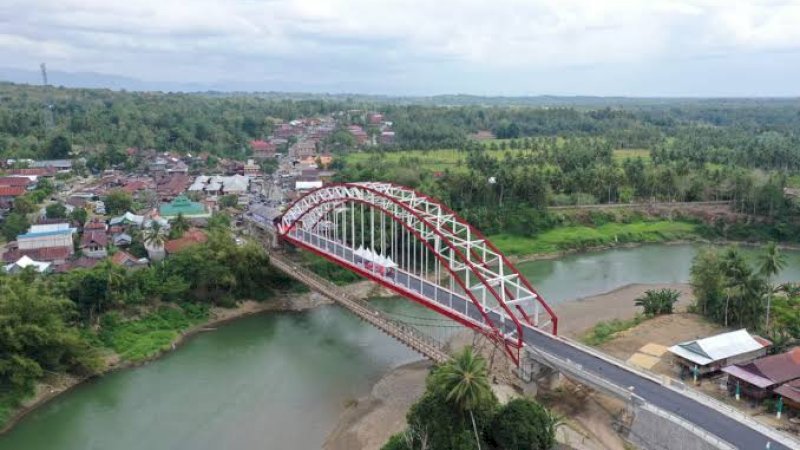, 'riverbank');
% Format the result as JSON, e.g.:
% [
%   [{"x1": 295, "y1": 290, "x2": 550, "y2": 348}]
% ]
[
  {"x1": 1, "y1": 280, "x2": 382, "y2": 436},
  {"x1": 324, "y1": 281, "x2": 694, "y2": 450}
]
